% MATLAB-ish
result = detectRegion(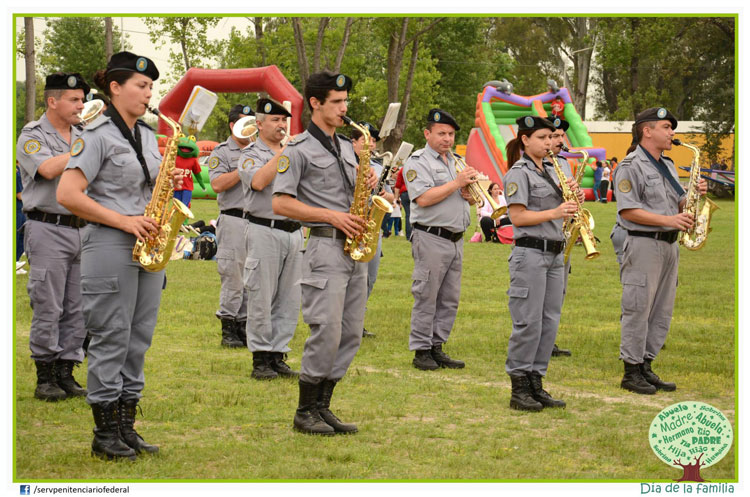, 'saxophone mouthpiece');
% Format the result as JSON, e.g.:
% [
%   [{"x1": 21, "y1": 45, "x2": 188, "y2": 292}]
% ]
[
  {"x1": 672, "y1": 139, "x2": 682, "y2": 146},
  {"x1": 147, "y1": 106, "x2": 160, "y2": 117},
  {"x1": 561, "y1": 145, "x2": 570, "y2": 152},
  {"x1": 341, "y1": 116, "x2": 353, "y2": 125}
]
